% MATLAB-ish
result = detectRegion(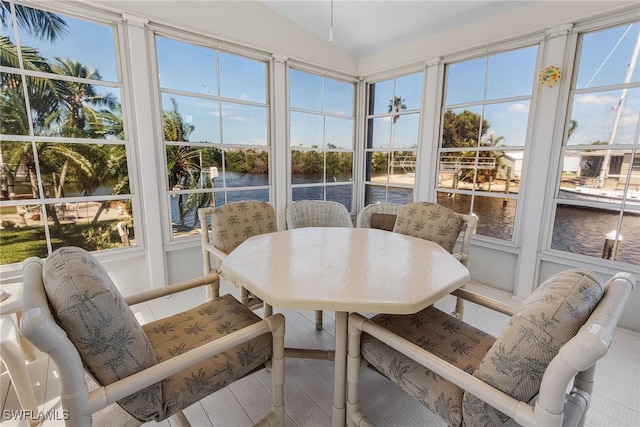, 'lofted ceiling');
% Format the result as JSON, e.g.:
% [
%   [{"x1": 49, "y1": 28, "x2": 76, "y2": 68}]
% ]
[{"x1": 260, "y1": 1, "x2": 537, "y2": 58}]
